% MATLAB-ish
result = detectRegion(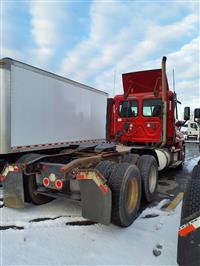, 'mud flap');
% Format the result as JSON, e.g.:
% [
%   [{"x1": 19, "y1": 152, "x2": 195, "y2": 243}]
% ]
[
  {"x1": 3, "y1": 171, "x2": 25, "y2": 208},
  {"x1": 77, "y1": 171, "x2": 111, "y2": 225}
]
